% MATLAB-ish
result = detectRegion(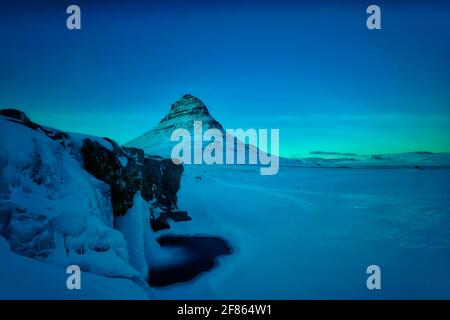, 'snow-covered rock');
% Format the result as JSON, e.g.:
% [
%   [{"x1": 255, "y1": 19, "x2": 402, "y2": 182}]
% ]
[{"x1": 0, "y1": 109, "x2": 185, "y2": 289}]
